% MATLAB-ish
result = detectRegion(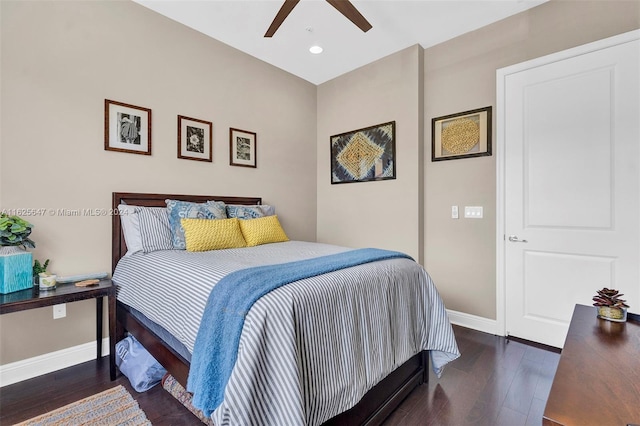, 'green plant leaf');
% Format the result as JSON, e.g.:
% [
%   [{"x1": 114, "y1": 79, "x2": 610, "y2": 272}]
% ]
[{"x1": 0, "y1": 214, "x2": 35, "y2": 248}]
